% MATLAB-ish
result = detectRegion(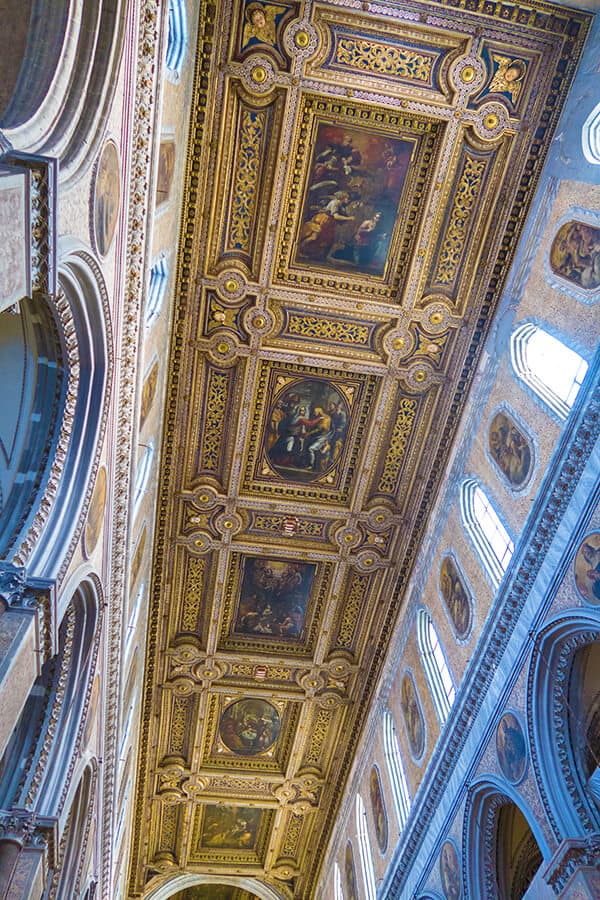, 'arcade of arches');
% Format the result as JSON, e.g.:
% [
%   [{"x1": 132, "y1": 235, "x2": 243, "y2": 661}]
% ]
[{"x1": 0, "y1": 2, "x2": 599, "y2": 899}]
